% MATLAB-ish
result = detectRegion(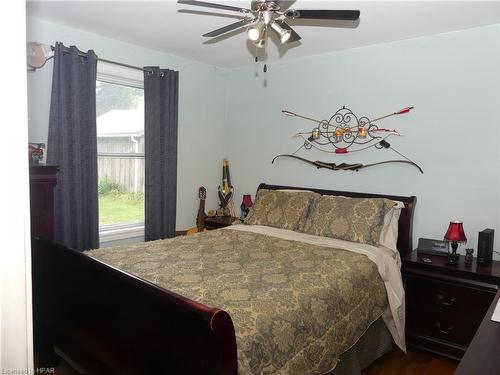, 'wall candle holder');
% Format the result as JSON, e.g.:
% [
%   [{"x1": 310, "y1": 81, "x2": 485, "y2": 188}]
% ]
[{"x1": 273, "y1": 105, "x2": 423, "y2": 173}]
